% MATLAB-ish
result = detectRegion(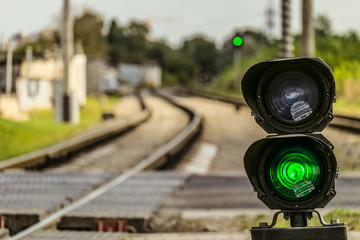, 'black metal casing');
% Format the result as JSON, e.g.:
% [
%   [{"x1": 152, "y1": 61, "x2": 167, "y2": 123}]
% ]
[
  {"x1": 244, "y1": 134, "x2": 337, "y2": 210},
  {"x1": 251, "y1": 225, "x2": 347, "y2": 240},
  {"x1": 241, "y1": 57, "x2": 336, "y2": 134}
]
